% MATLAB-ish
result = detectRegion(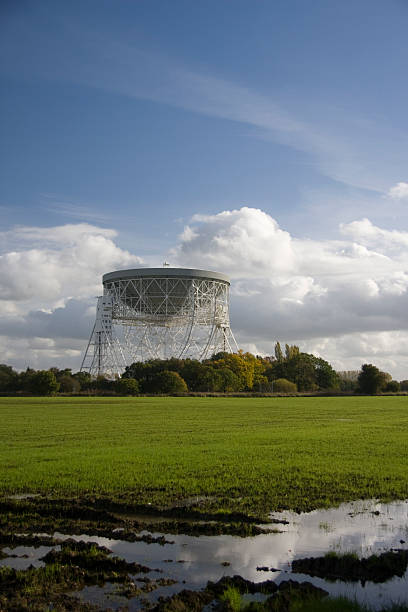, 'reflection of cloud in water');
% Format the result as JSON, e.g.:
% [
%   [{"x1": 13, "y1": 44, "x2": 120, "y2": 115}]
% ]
[
  {"x1": 281, "y1": 500, "x2": 408, "y2": 561},
  {"x1": 53, "y1": 500, "x2": 408, "y2": 610},
  {"x1": 0, "y1": 545, "x2": 55, "y2": 570}
]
